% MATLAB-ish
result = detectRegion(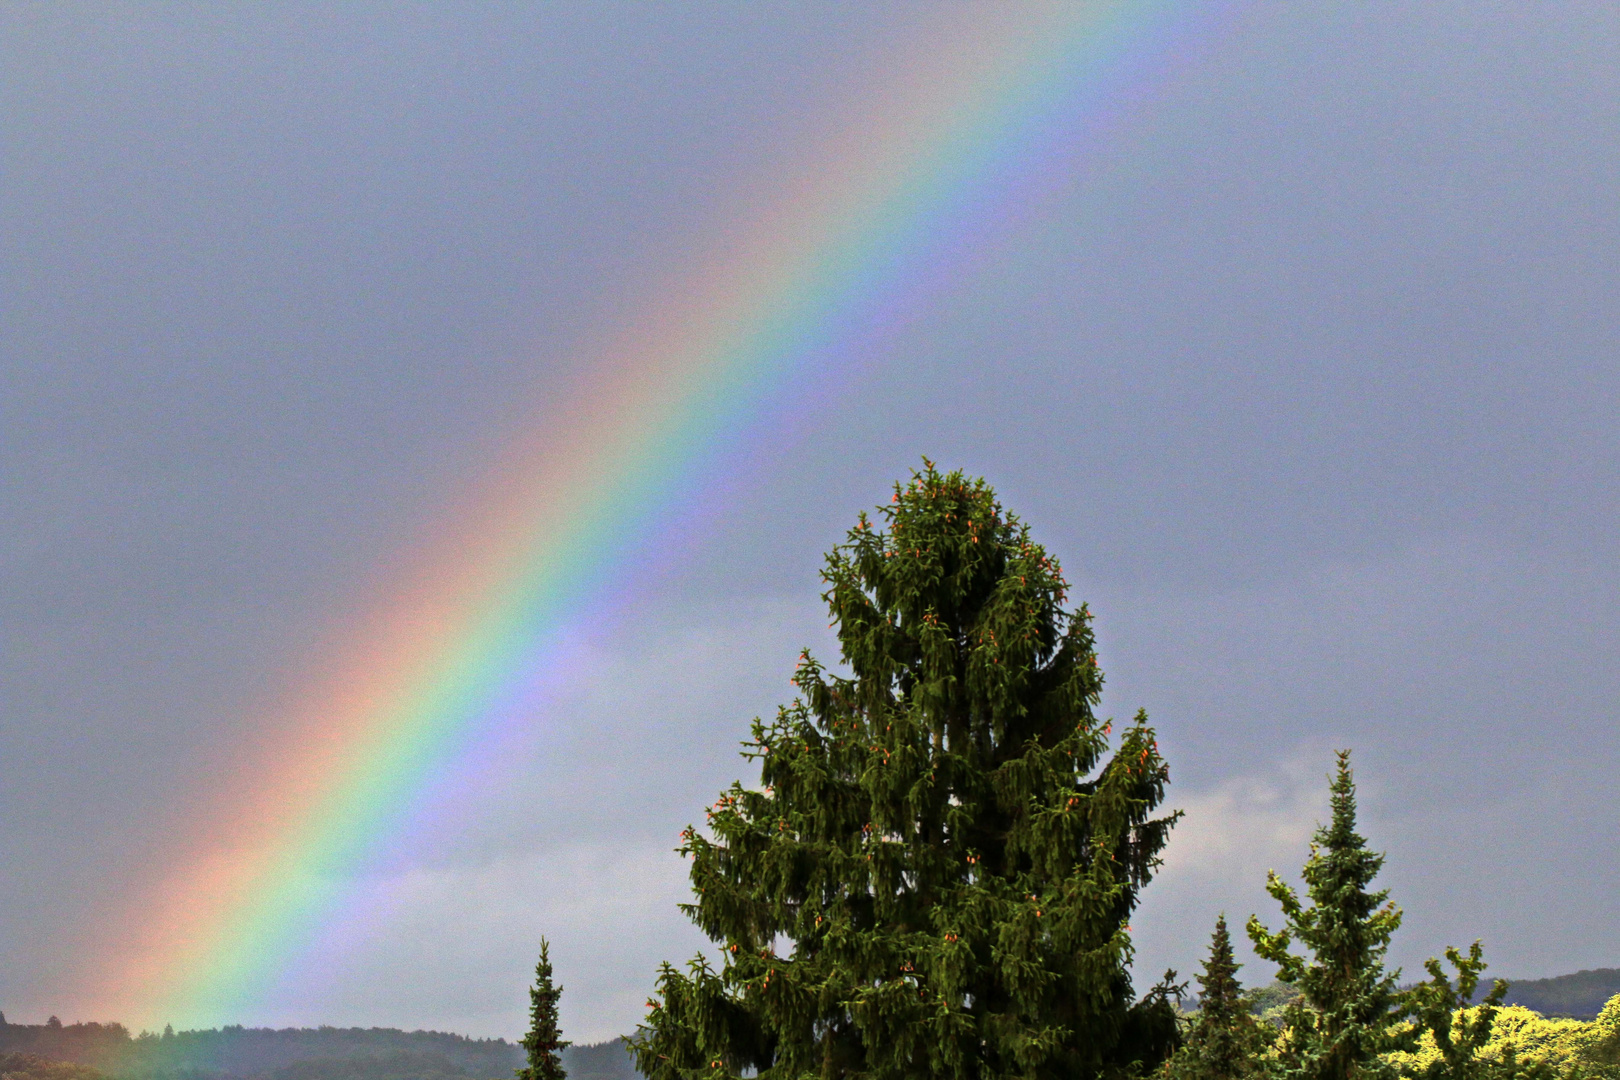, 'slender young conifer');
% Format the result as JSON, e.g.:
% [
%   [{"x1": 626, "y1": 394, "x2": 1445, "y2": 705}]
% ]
[
  {"x1": 1171, "y1": 916, "x2": 1269, "y2": 1080},
  {"x1": 518, "y1": 939, "x2": 569, "y2": 1080},
  {"x1": 633, "y1": 464, "x2": 1181, "y2": 1080},
  {"x1": 1248, "y1": 752, "x2": 1403, "y2": 1080}
]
